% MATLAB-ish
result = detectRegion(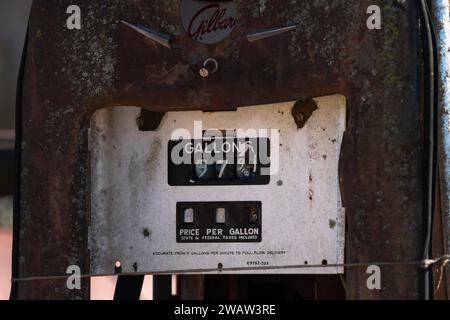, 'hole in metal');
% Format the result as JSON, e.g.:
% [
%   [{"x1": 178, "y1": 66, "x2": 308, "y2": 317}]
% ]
[{"x1": 114, "y1": 260, "x2": 122, "y2": 273}]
